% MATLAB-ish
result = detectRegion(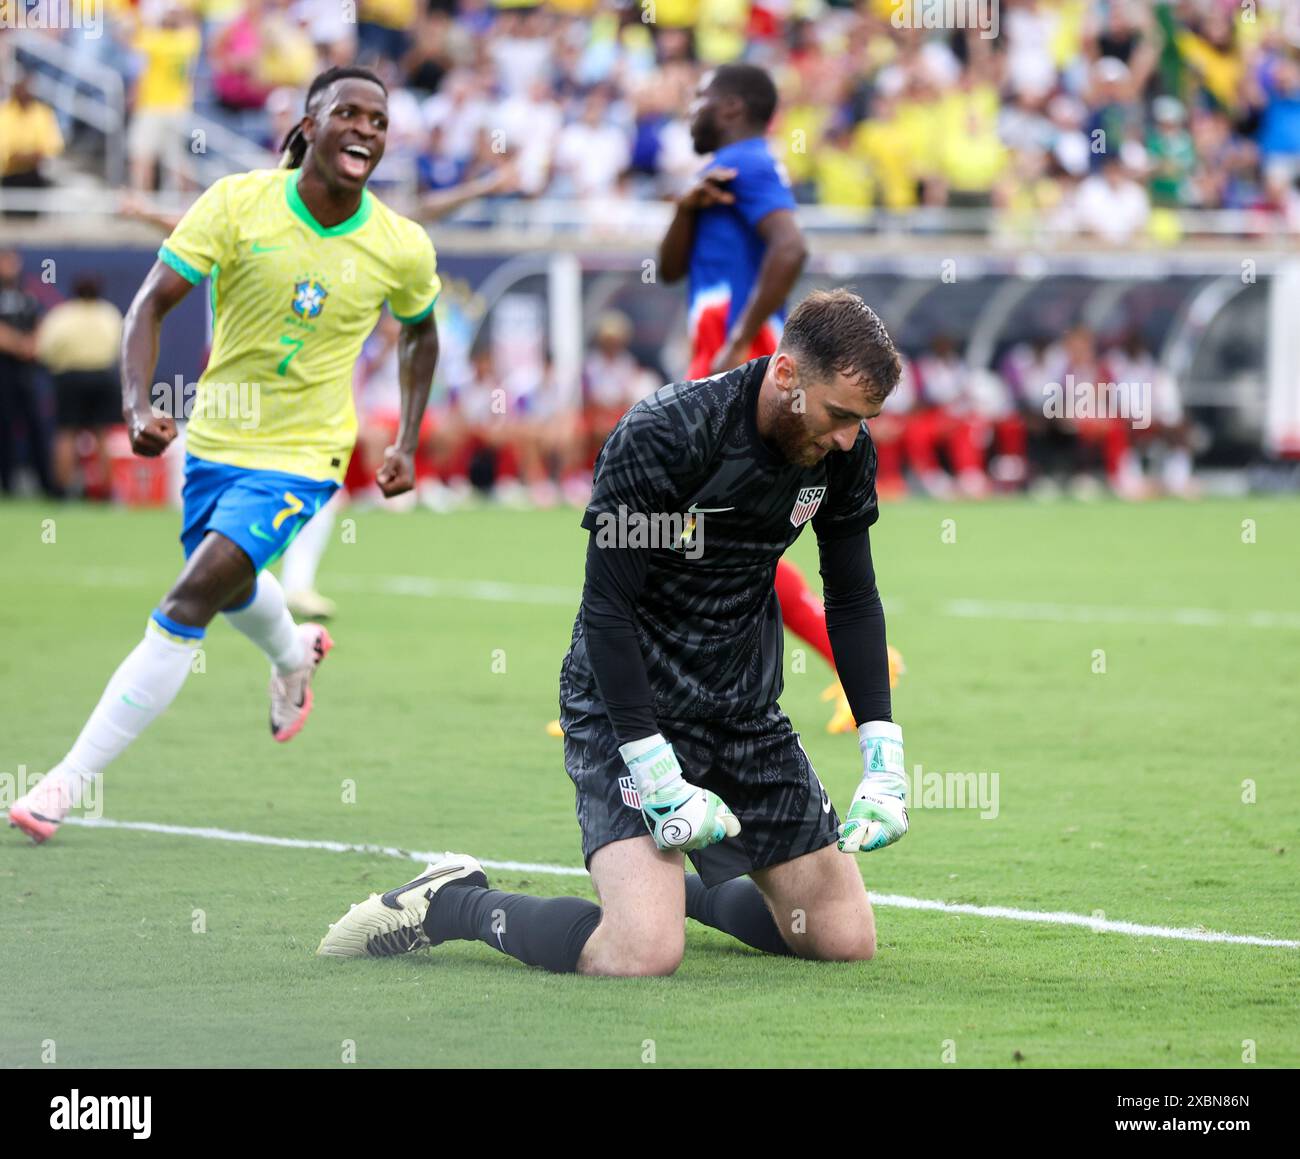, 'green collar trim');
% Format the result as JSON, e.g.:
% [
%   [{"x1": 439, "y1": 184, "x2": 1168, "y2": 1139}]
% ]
[{"x1": 285, "y1": 169, "x2": 372, "y2": 237}]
